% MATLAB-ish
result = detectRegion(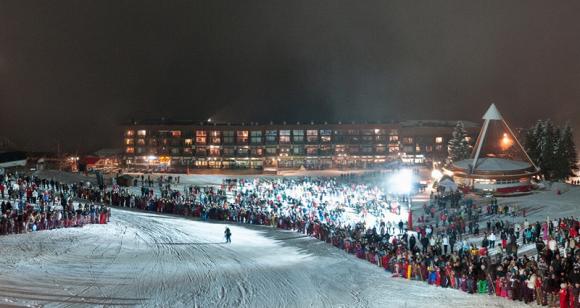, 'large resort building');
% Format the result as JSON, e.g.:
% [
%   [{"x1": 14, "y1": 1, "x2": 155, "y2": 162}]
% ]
[{"x1": 122, "y1": 120, "x2": 478, "y2": 171}]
